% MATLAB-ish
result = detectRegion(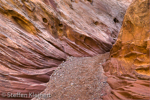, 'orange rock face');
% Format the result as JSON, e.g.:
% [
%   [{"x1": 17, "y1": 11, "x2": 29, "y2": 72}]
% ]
[
  {"x1": 102, "y1": 0, "x2": 150, "y2": 99},
  {"x1": 0, "y1": 0, "x2": 132, "y2": 99}
]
